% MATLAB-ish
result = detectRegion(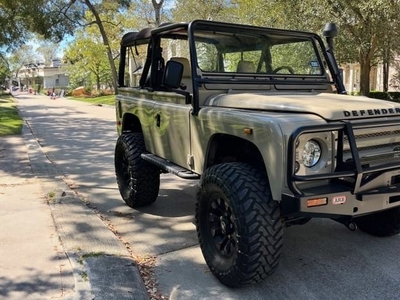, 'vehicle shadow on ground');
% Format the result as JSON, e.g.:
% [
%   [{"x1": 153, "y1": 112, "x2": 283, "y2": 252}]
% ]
[
  {"x1": 155, "y1": 219, "x2": 400, "y2": 300},
  {"x1": 103, "y1": 181, "x2": 199, "y2": 256},
  {"x1": 138, "y1": 175, "x2": 198, "y2": 217}
]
